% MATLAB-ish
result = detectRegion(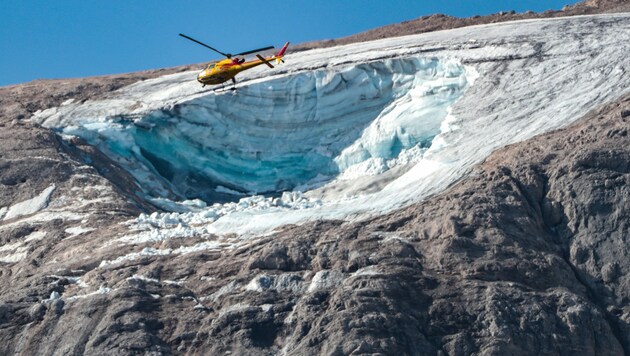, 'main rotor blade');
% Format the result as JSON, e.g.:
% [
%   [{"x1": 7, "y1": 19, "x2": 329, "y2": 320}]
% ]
[
  {"x1": 179, "y1": 33, "x2": 231, "y2": 58},
  {"x1": 256, "y1": 54, "x2": 275, "y2": 69},
  {"x1": 235, "y1": 46, "x2": 275, "y2": 57}
]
